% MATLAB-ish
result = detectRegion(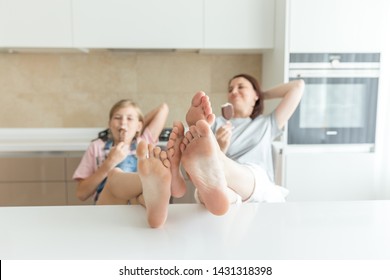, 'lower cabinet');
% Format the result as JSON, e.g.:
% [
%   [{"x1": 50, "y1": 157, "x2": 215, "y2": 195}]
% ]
[
  {"x1": 0, "y1": 152, "x2": 93, "y2": 206},
  {"x1": 0, "y1": 182, "x2": 67, "y2": 206},
  {"x1": 65, "y1": 155, "x2": 94, "y2": 205},
  {"x1": 284, "y1": 151, "x2": 376, "y2": 201}
]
